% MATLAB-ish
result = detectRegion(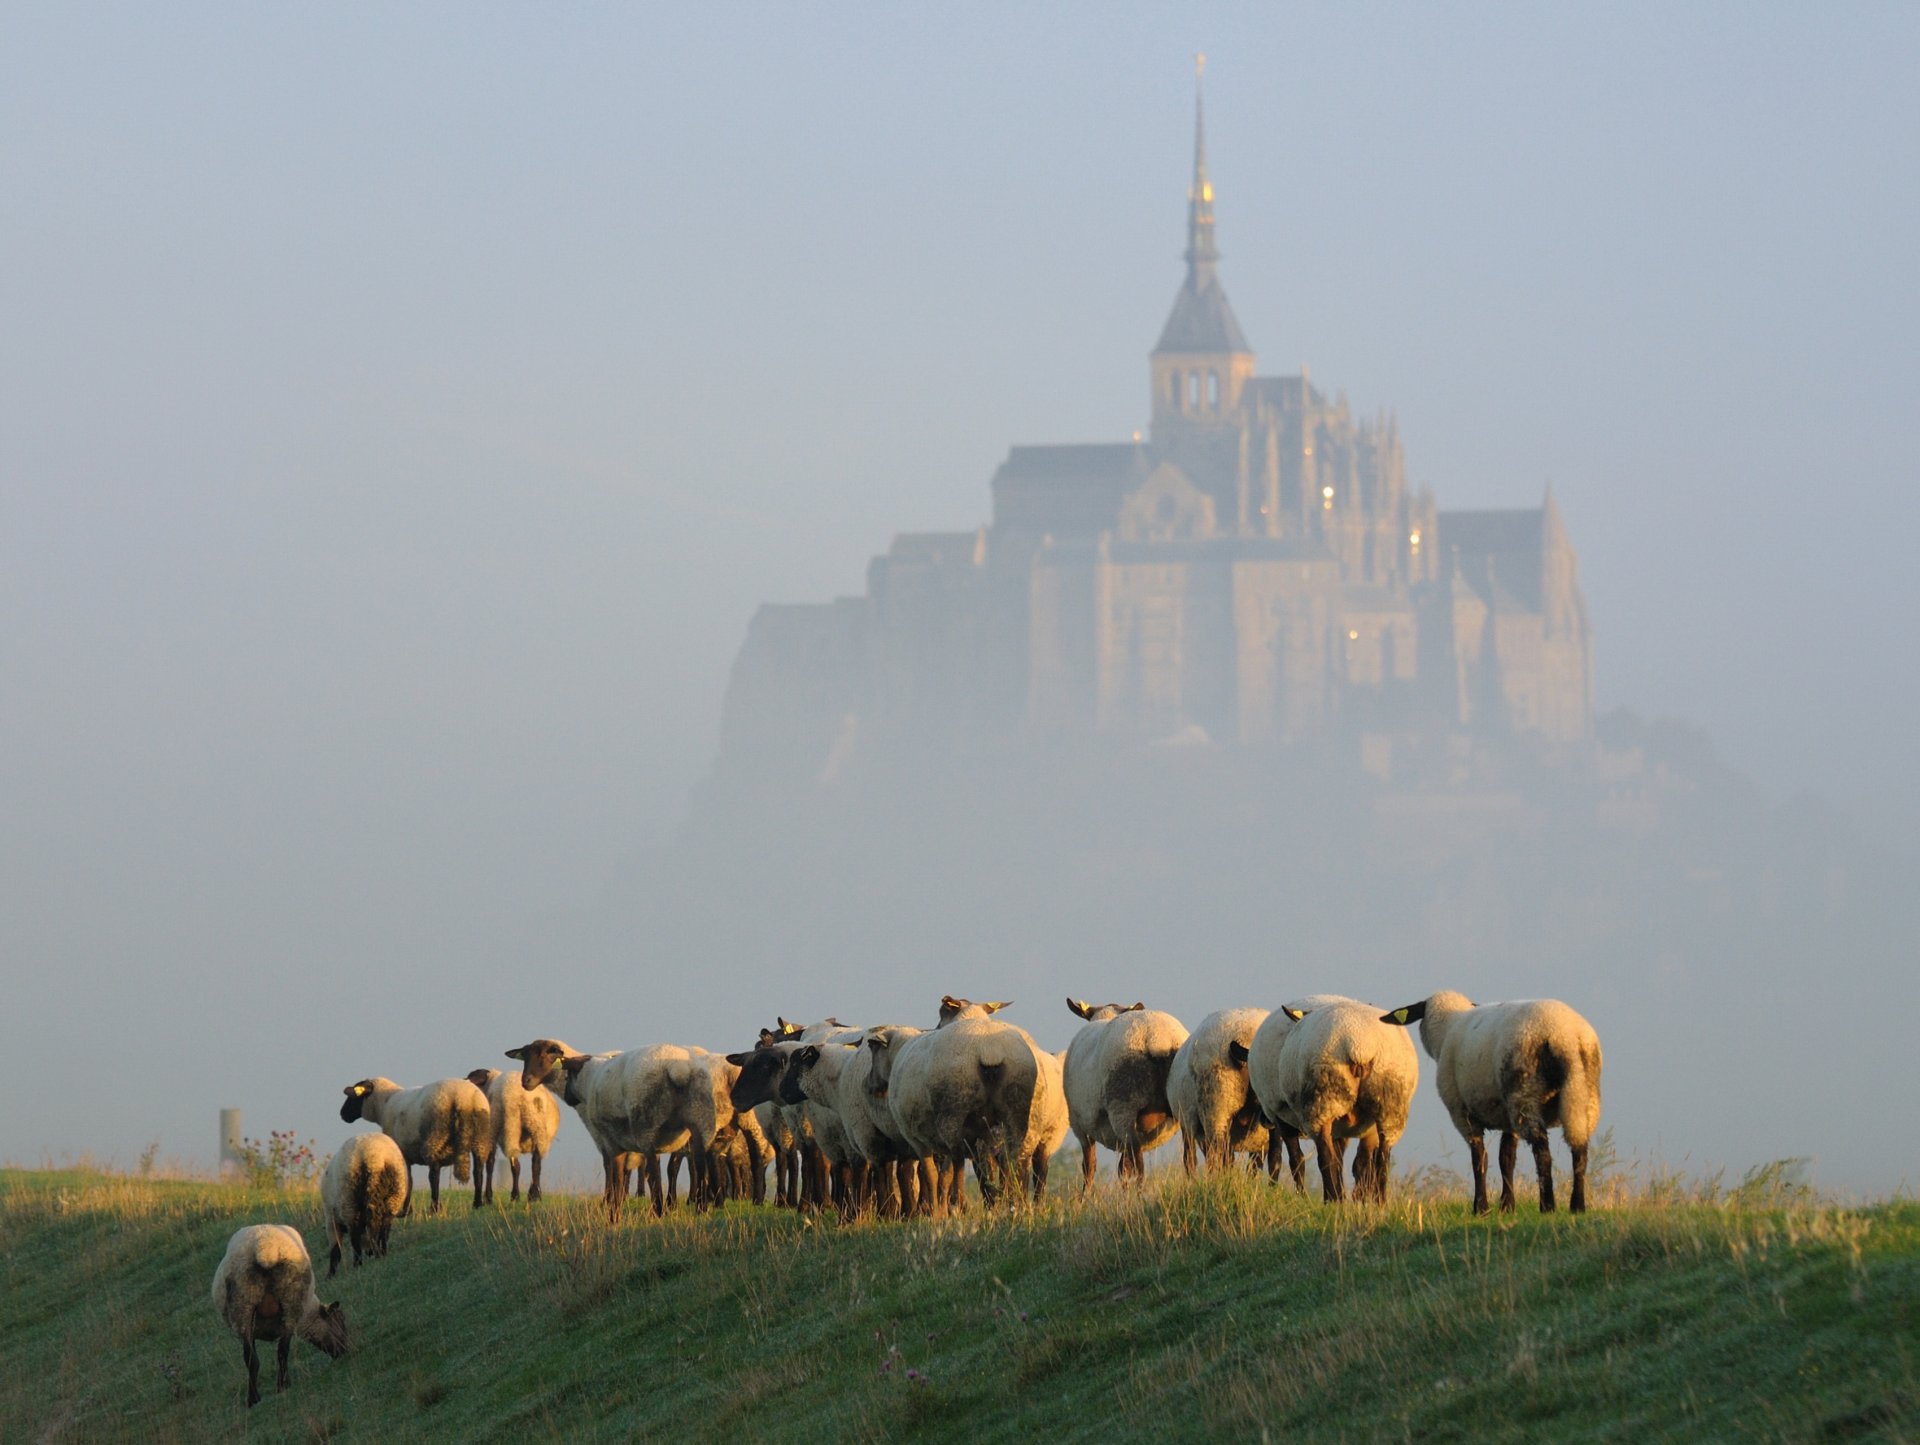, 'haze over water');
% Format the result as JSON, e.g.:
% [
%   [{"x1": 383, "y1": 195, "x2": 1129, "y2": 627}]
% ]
[{"x1": 3, "y1": 6, "x2": 1915, "y2": 1193}]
